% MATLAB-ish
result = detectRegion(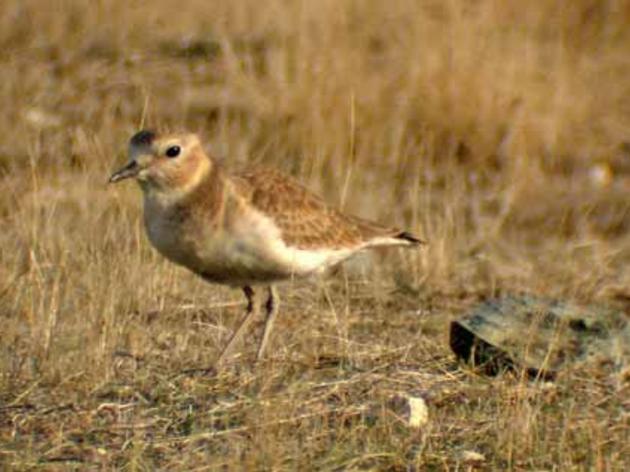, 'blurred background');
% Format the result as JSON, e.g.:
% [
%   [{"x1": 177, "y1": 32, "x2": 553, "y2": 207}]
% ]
[{"x1": 1, "y1": 0, "x2": 629, "y2": 468}]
